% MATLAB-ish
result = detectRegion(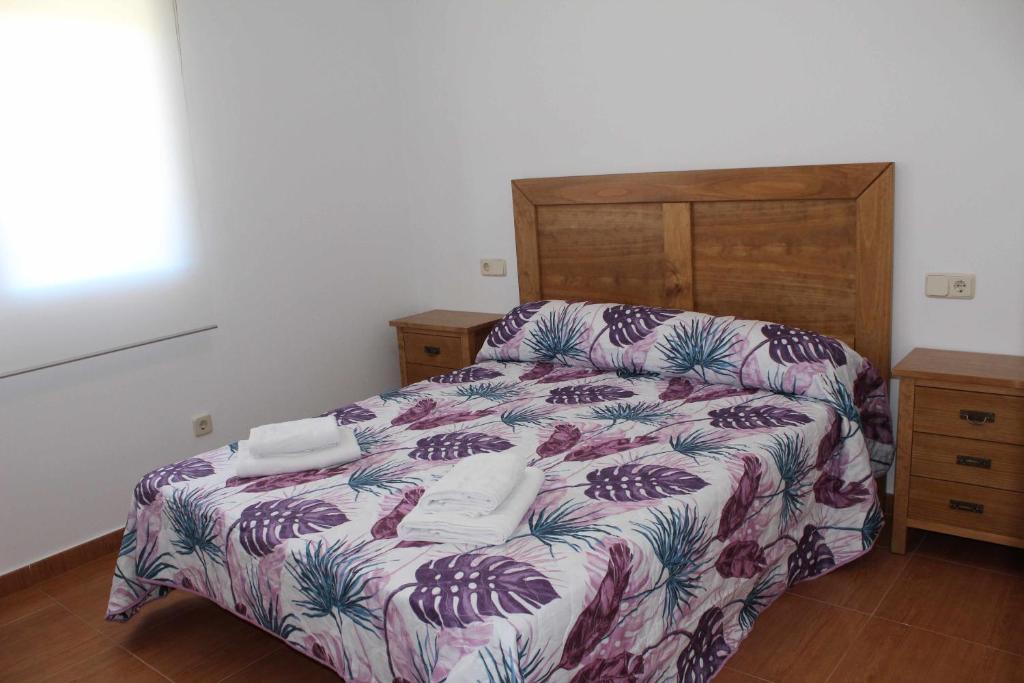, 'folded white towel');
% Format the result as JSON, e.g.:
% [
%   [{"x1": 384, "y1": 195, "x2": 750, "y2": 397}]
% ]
[
  {"x1": 234, "y1": 433, "x2": 360, "y2": 478},
  {"x1": 397, "y1": 467, "x2": 544, "y2": 546},
  {"x1": 249, "y1": 417, "x2": 340, "y2": 458},
  {"x1": 418, "y1": 451, "x2": 528, "y2": 517}
]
